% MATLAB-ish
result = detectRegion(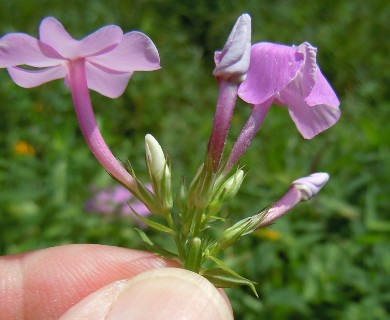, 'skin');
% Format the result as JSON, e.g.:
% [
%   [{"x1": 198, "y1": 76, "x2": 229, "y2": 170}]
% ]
[{"x1": 0, "y1": 244, "x2": 233, "y2": 320}]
